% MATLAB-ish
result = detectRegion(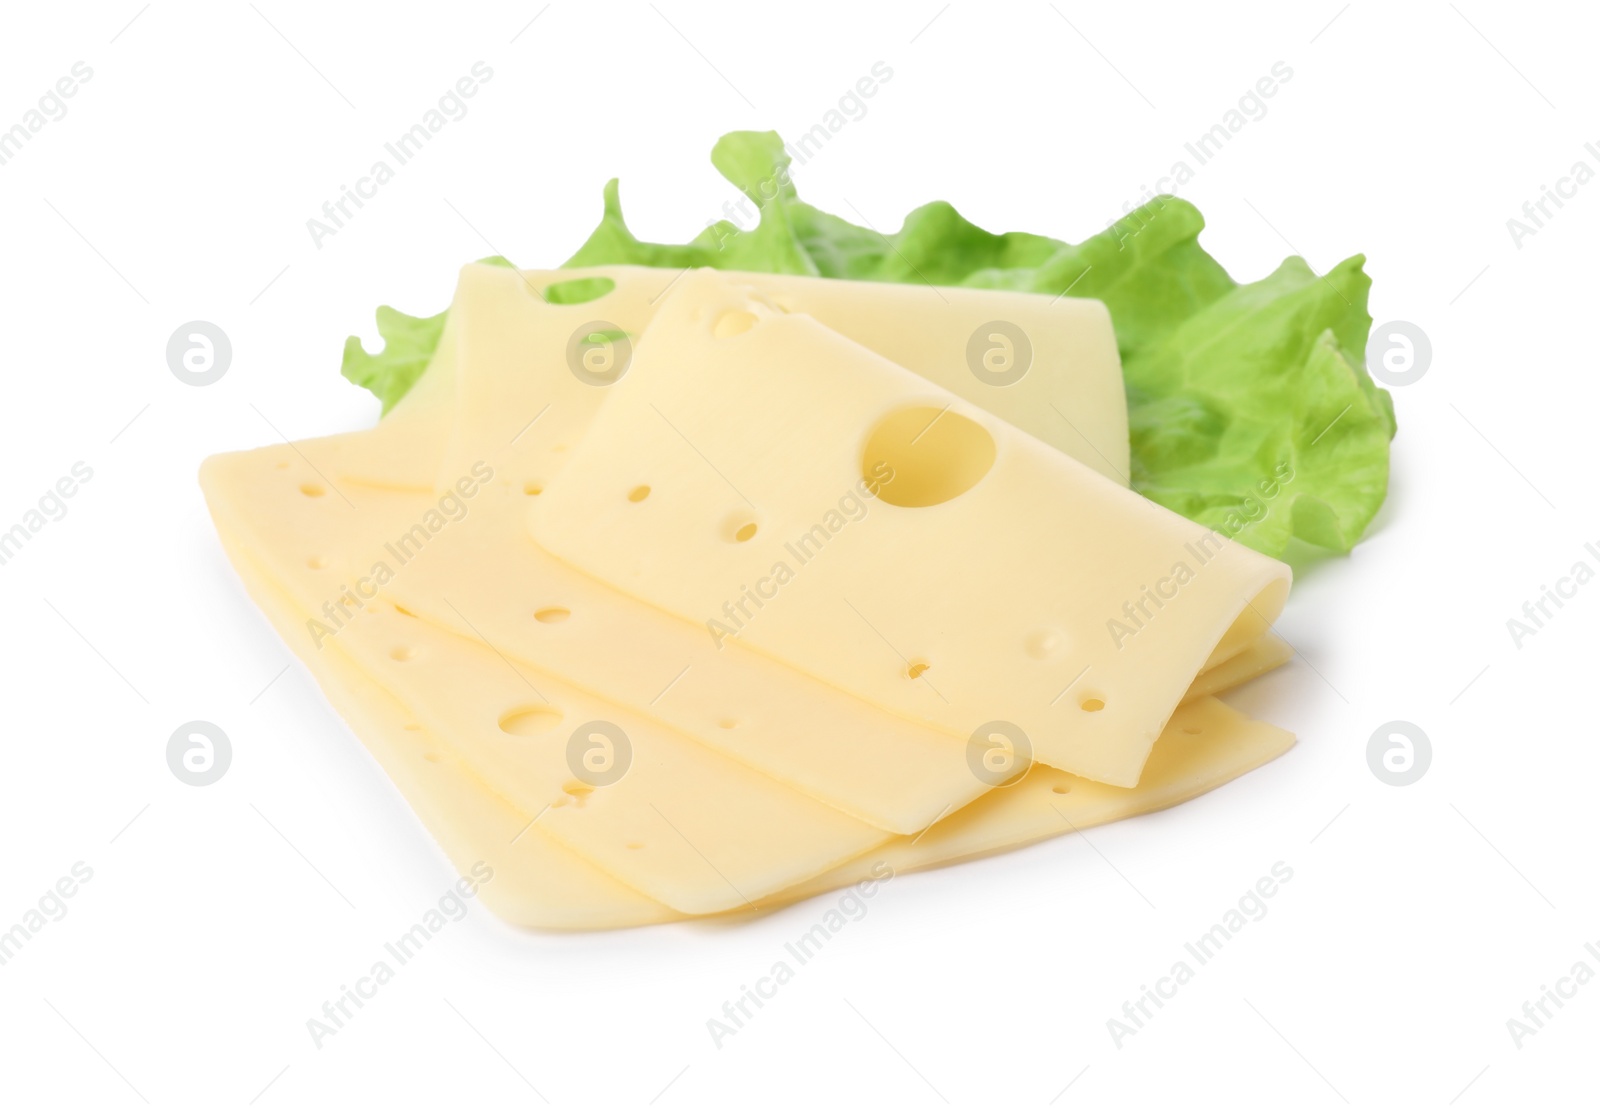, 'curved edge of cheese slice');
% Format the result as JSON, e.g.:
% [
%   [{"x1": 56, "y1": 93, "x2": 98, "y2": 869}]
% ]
[
  {"x1": 221, "y1": 516, "x2": 1295, "y2": 929},
  {"x1": 527, "y1": 268, "x2": 1292, "y2": 787},
  {"x1": 213, "y1": 528, "x2": 681, "y2": 931},
  {"x1": 201, "y1": 450, "x2": 894, "y2": 918},
  {"x1": 209, "y1": 483, "x2": 1294, "y2": 930},
  {"x1": 422, "y1": 262, "x2": 1128, "y2": 499},
  {"x1": 728, "y1": 268, "x2": 1129, "y2": 485},
  {"x1": 756, "y1": 696, "x2": 1295, "y2": 909}
]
